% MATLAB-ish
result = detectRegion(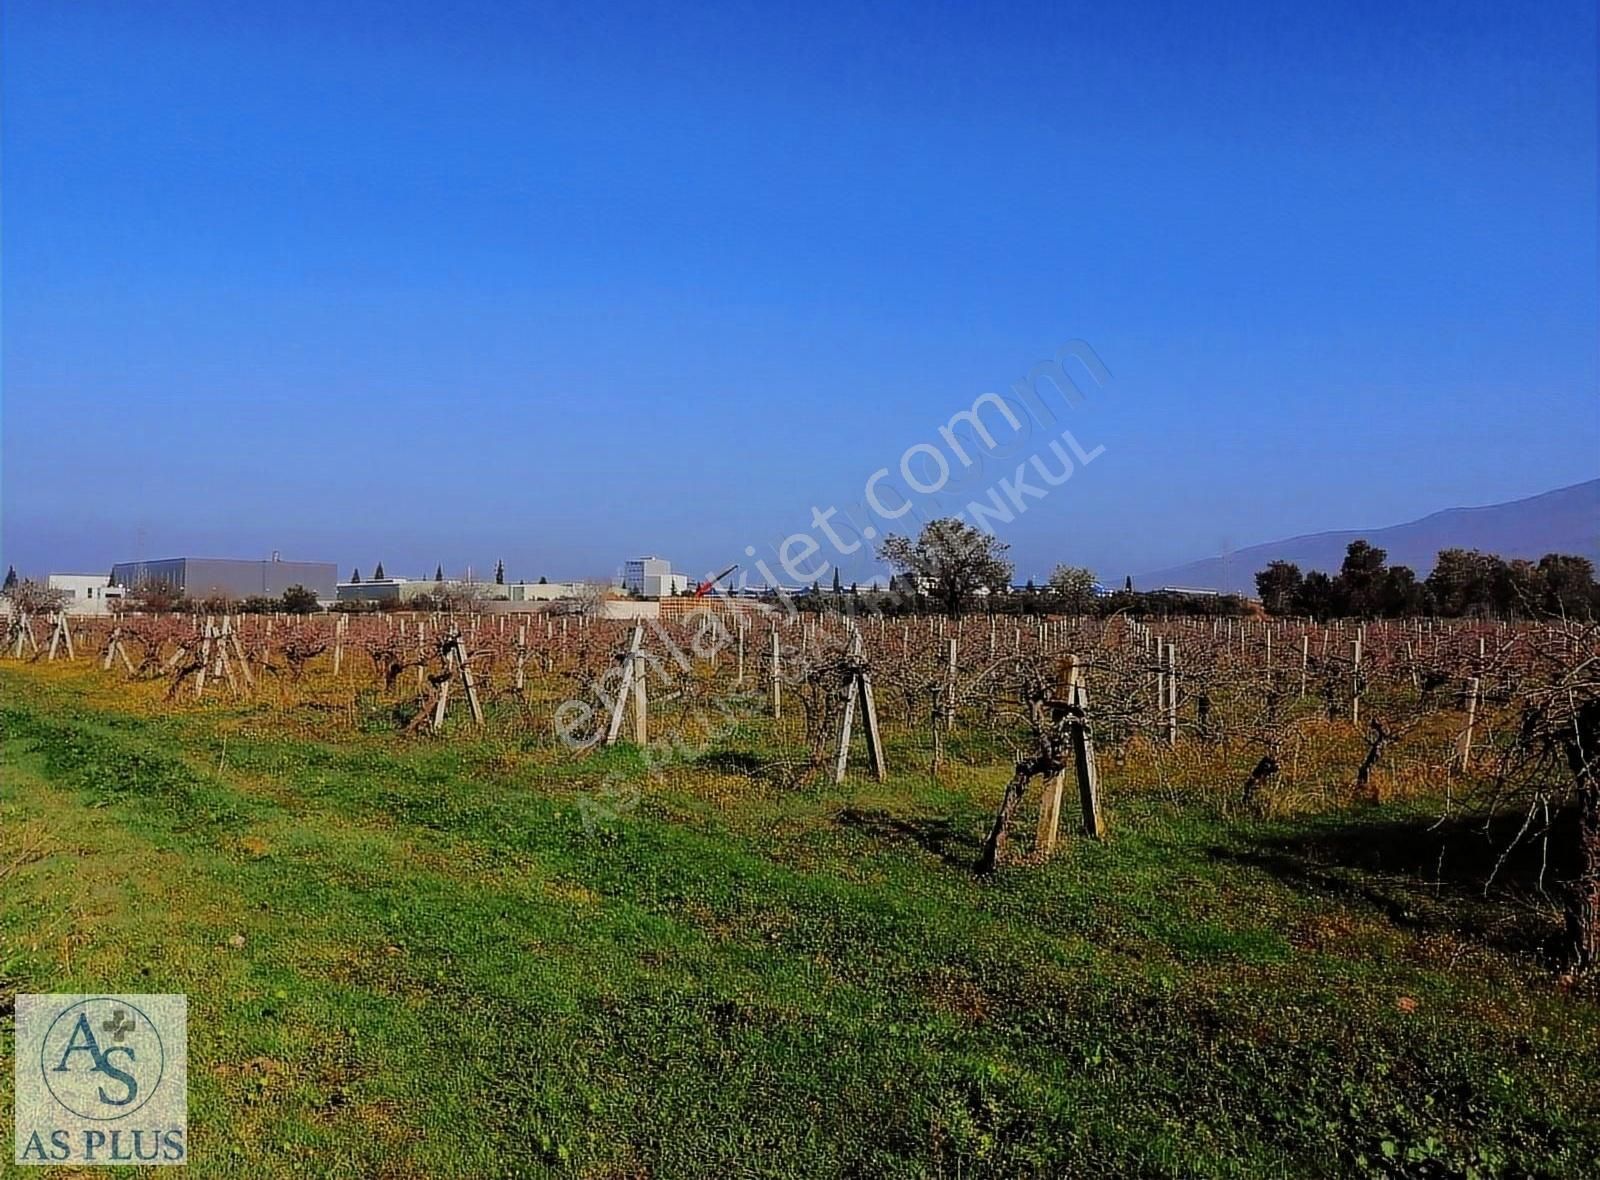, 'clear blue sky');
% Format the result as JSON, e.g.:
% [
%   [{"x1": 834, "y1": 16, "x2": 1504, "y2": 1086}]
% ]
[{"x1": 4, "y1": 0, "x2": 1595, "y2": 586}]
